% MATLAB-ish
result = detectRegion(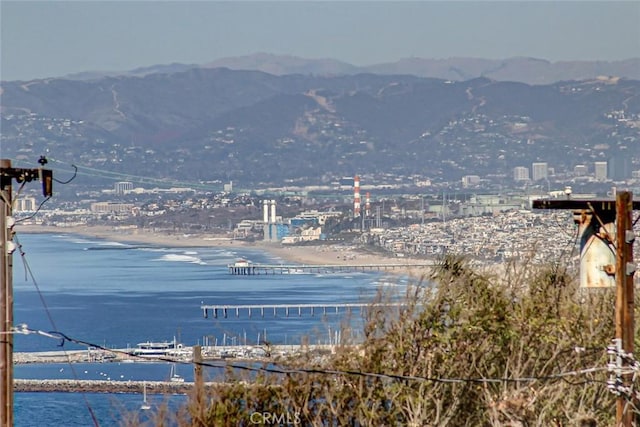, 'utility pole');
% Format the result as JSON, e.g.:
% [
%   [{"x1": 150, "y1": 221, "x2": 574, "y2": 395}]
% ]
[
  {"x1": 0, "y1": 158, "x2": 52, "y2": 426},
  {"x1": 533, "y1": 193, "x2": 638, "y2": 426},
  {"x1": 193, "y1": 345, "x2": 204, "y2": 412},
  {"x1": 615, "y1": 192, "x2": 634, "y2": 427},
  {"x1": 0, "y1": 159, "x2": 14, "y2": 427}
]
